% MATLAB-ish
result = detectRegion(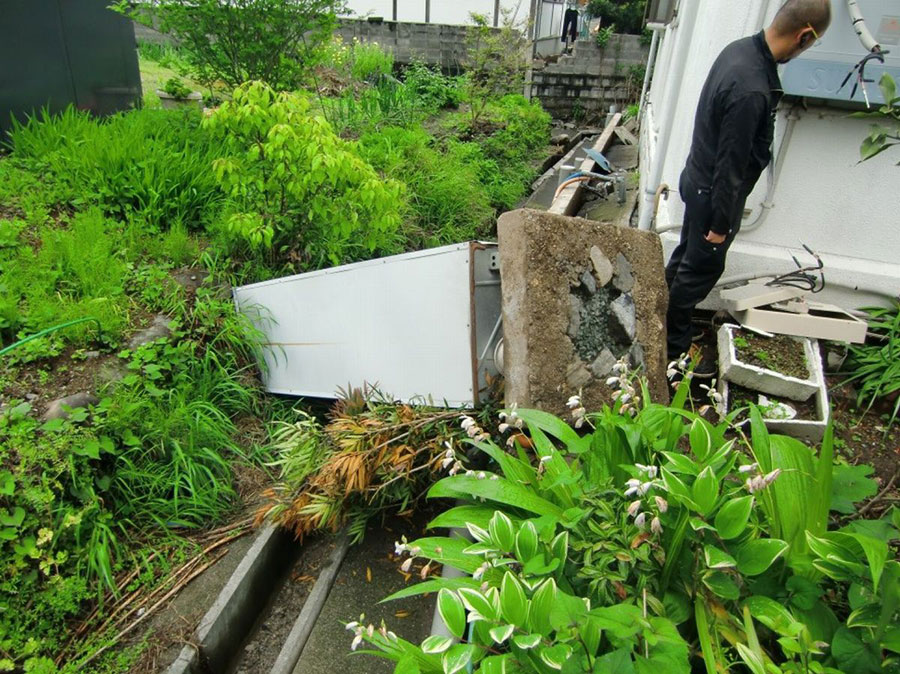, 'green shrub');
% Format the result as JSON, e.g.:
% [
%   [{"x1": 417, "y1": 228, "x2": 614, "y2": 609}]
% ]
[
  {"x1": 845, "y1": 301, "x2": 900, "y2": 427},
  {"x1": 464, "y1": 12, "x2": 529, "y2": 127},
  {"x1": 402, "y1": 62, "x2": 465, "y2": 112},
  {"x1": 204, "y1": 82, "x2": 405, "y2": 269},
  {"x1": 117, "y1": 0, "x2": 346, "y2": 89},
  {"x1": 358, "y1": 126, "x2": 494, "y2": 245},
  {"x1": 162, "y1": 76, "x2": 192, "y2": 99},
  {"x1": 350, "y1": 369, "x2": 898, "y2": 673},
  {"x1": 8, "y1": 106, "x2": 225, "y2": 229},
  {"x1": 348, "y1": 40, "x2": 394, "y2": 82}
]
